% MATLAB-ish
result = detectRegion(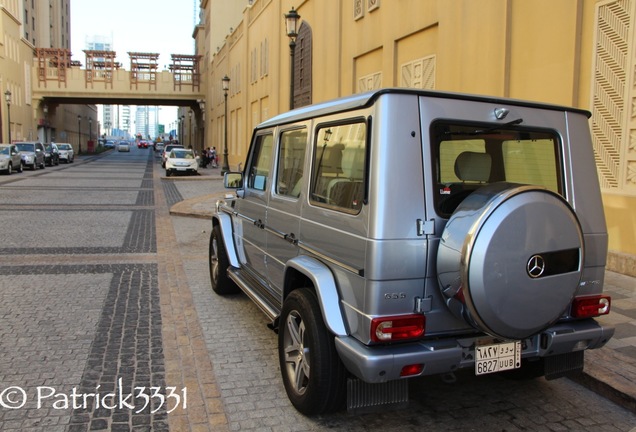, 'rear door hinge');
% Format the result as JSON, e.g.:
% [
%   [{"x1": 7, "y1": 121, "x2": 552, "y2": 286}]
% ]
[
  {"x1": 417, "y1": 219, "x2": 435, "y2": 236},
  {"x1": 415, "y1": 296, "x2": 432, "y2": 313}
]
